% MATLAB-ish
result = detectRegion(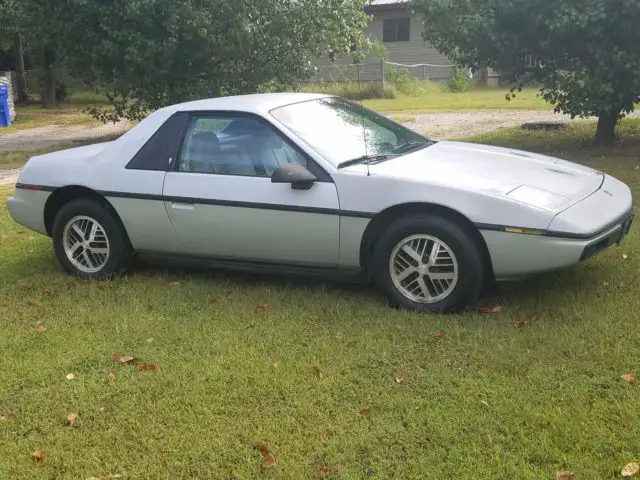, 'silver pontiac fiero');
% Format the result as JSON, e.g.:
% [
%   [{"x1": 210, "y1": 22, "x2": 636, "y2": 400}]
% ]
[{"x1": 7, "y1": 93, "x2": 634, "y2": 312}]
